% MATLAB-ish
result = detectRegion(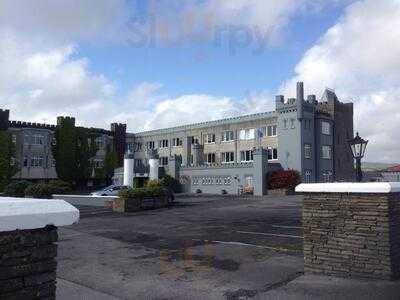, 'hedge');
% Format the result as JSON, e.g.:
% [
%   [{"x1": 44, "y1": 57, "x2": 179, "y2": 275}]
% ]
[
  {"x1": 118, "y1": 186, "x2": 168, "y2": 199},
  {"x1": 268, "y1": 170, "x2": 301, "y2": 190},
  {"x1": 25, "y1": 184, "x2": 54, "y2": 199},
  {"x1": 4, "y1": 181, "x2": 32, "y2": 198}
]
